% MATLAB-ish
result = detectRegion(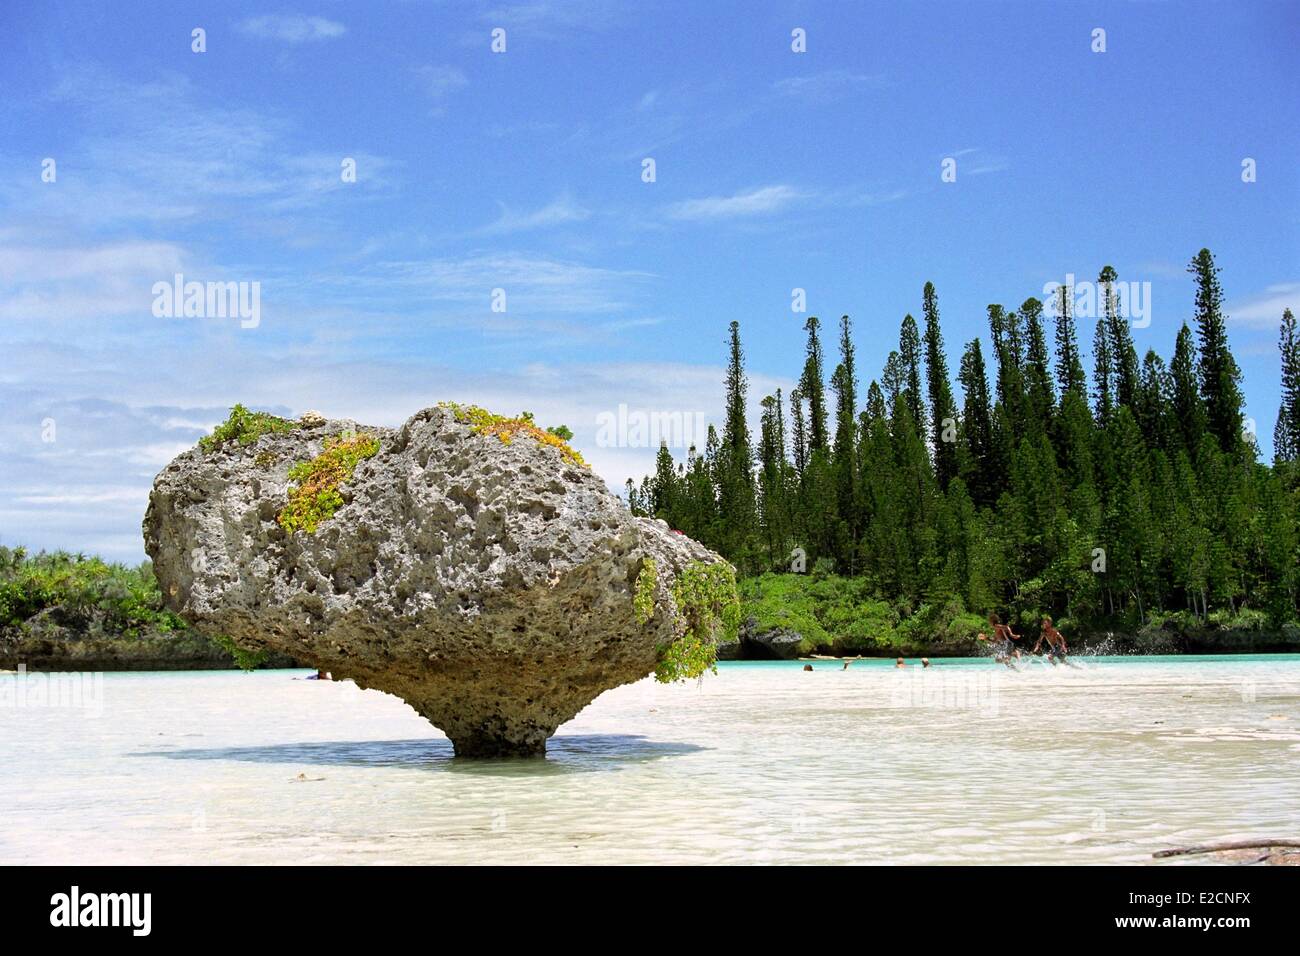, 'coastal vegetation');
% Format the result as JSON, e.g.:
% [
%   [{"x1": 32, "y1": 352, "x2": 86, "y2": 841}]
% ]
[
  {"x1": 628, "y1": 250, "x2": 1300, "y2": 647},
  {"x1": 0, "y1": 546, "x2": 285, "y2": 668}
]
